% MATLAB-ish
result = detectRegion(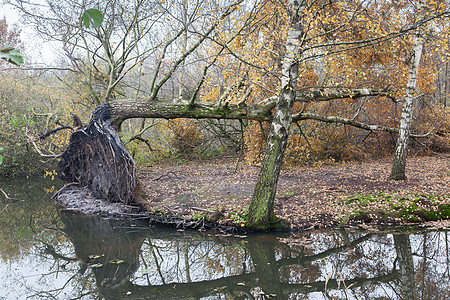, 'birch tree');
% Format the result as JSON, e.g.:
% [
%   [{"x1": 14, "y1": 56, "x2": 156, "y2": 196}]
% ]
[
  {"x1": 390, "y1": 33, "x2": 423, "y2": 180},
  {"x1": 246, "y1": 0, "x2": 304, "y2": 228},
  {"x1": 393, "y1": 234, "x2": 416, "y2": 299}
]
